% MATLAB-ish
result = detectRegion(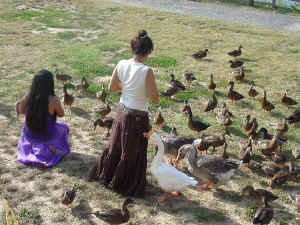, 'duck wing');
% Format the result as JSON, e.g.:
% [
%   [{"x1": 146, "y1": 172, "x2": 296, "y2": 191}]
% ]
[
  {"x1": 197, "y1": 155, "x2": 238, "y2": 174},
  {"x1": 93, "y1": 209, "x2": 126, "y2": 223},
  {"x1": 252, "y1": 207, "x2": 273, "y2": 225}
]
